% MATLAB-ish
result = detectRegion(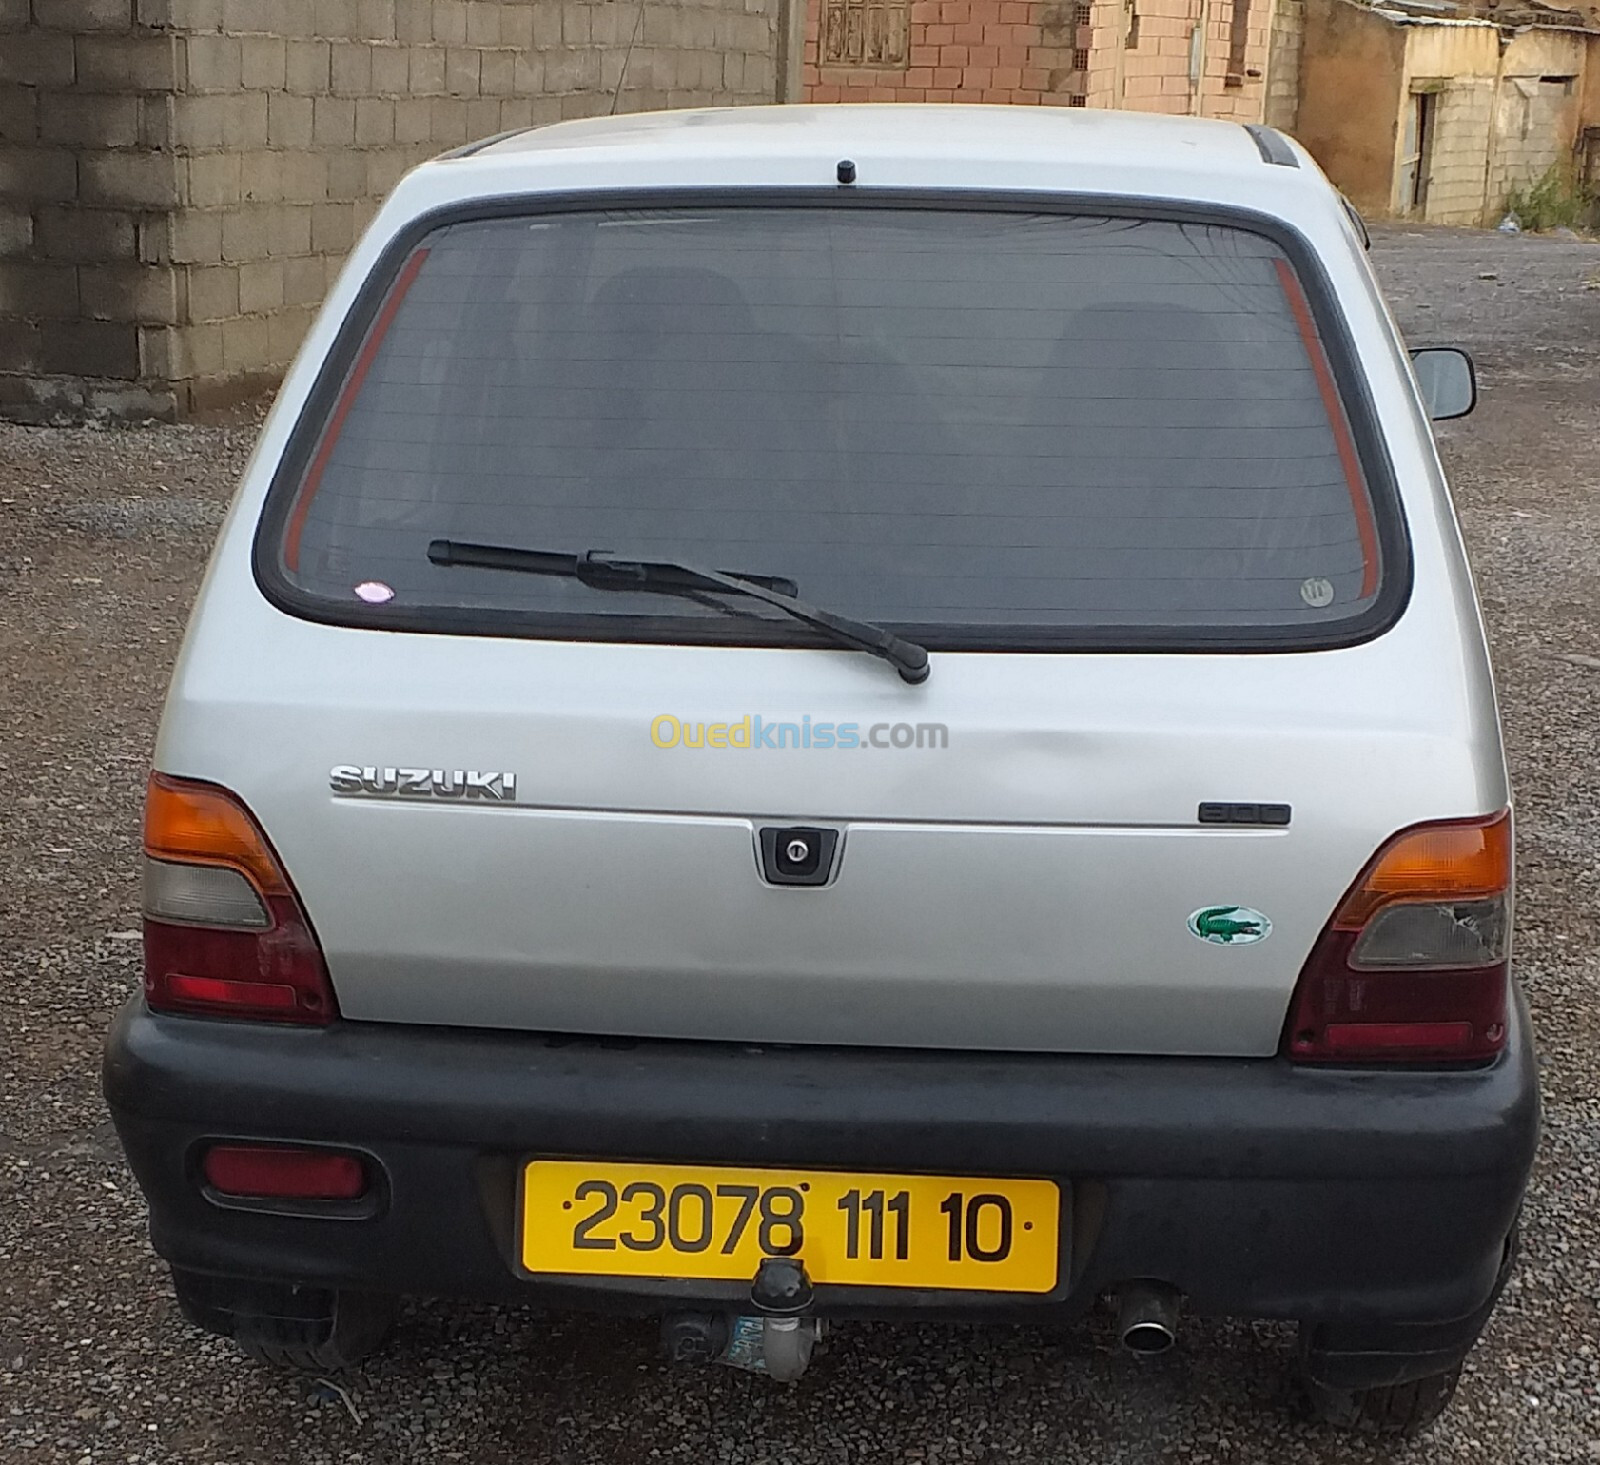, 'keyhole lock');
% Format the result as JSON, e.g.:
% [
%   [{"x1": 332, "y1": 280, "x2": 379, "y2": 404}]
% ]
[{"x1": 758, "y1": 827, "x2": 840, "y2": 886}]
